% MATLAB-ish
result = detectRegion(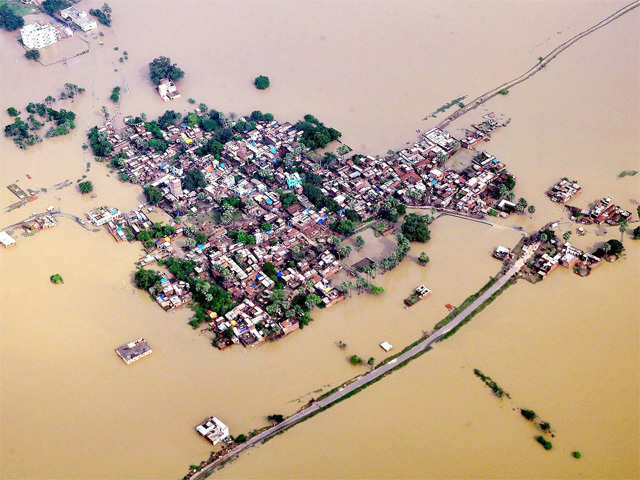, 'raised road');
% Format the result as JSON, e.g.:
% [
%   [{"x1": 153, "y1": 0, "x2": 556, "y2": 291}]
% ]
[{"x1": 191, "y1": 242, "x2": 539, "y2": 479}]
